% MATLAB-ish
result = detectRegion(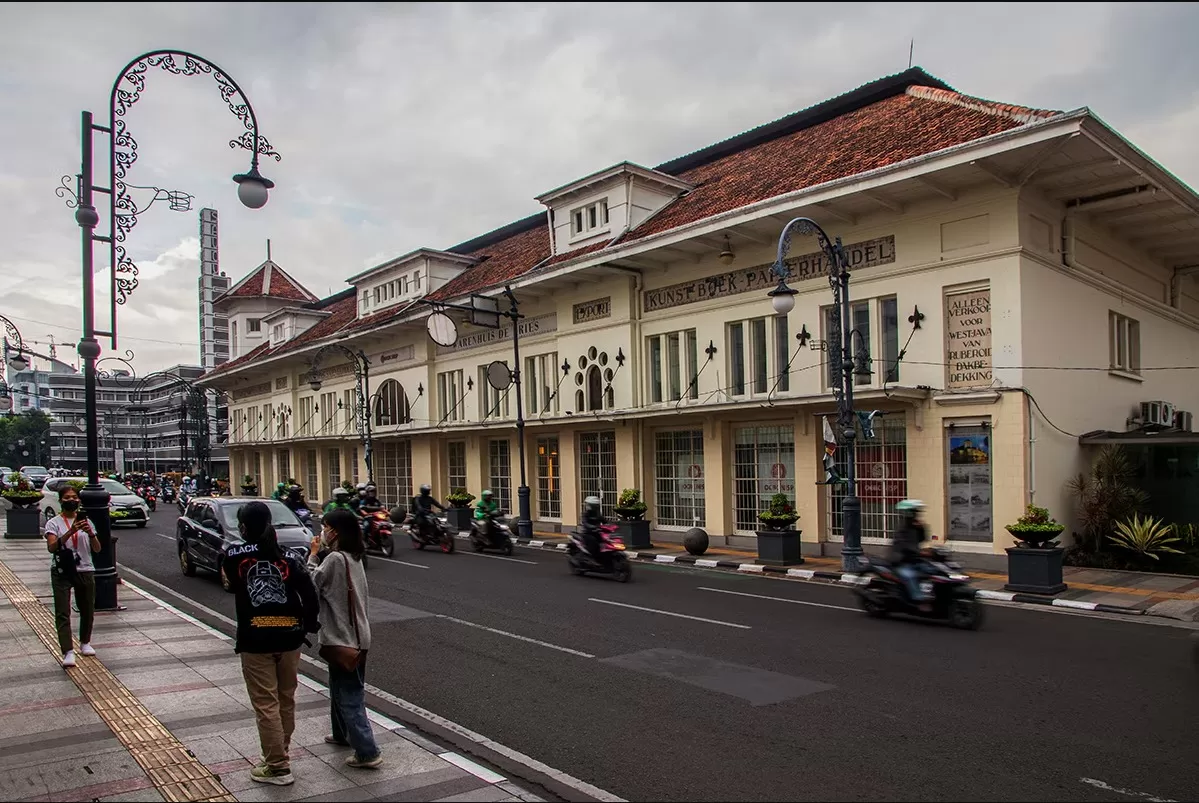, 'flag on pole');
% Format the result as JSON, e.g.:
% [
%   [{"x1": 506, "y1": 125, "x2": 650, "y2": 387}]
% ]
[{"x1": 822, "y1": 416, "x2": 842, "y2": 484}]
